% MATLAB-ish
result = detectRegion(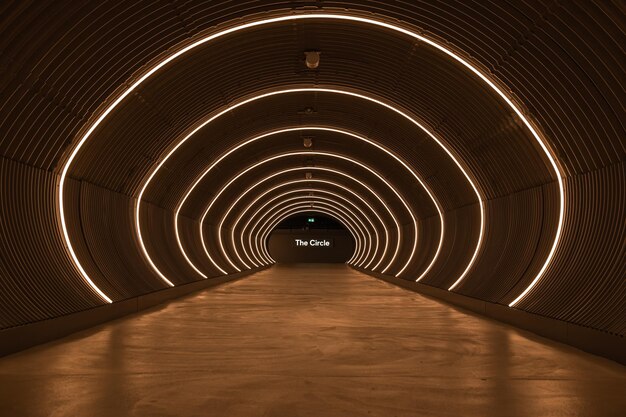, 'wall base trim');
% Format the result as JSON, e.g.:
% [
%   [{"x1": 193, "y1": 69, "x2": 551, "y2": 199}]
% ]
[
  {"x1": 0, "y1": 267, "x2": 267, "y2": 357},
  {"x1": 353, "y1": 267, "x2": 625, "y2": 365}
]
